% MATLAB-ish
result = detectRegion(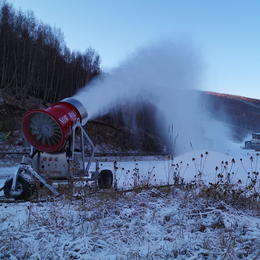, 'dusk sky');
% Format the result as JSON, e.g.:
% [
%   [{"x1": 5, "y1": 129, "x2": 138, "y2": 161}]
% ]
[{"x1": 10, "y1": 0, "x2": 260, "y2": 100}]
